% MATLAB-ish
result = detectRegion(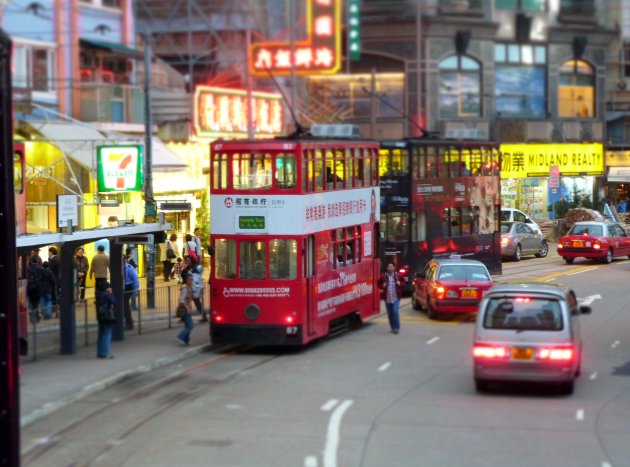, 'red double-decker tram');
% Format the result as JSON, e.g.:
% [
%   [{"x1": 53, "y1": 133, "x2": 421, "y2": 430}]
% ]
[{"x1": 209, "y1": 137, "x2": 381, "y2": 346}]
